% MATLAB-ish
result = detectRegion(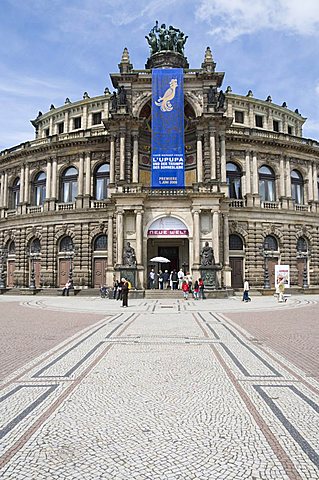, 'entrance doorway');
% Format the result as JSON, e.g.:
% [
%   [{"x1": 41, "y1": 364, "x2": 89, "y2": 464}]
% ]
[
  {"x1": 230, "y1": 257, "x2": 243, "y2": 288},
  {"x1": 59, "y1": 259, "x2": 70, "y2": 287},
  {"x1": 158, "y1": 246, "x2": 179, "y2": 272},
  {"x1": 93, "y1": 258, "x2": 107, "y2": 288}
]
